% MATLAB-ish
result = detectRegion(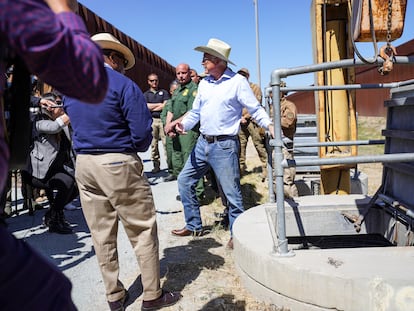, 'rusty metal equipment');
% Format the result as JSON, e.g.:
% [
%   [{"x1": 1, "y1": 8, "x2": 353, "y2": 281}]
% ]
[
  {"x1": 311, "y1": 0, "x2": 408, "y2": 194},
  {"x1": 352, "y1": 0, "x2": 407, "y2": 42}
]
